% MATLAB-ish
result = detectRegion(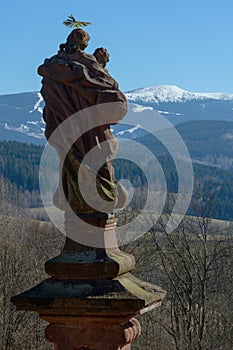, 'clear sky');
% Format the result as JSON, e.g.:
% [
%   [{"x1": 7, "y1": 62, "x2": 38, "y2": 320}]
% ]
[{"x1": 0, "y1": 0, "x2": 233, "y2": 95}]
